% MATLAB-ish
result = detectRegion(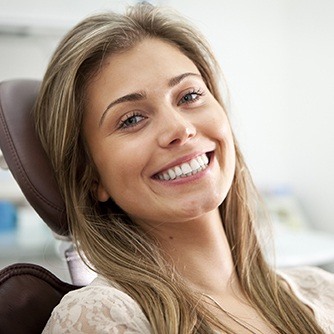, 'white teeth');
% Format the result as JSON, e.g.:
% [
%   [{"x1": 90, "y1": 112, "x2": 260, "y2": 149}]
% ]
[
  {"x1": 163, "y1": 172, "x2": 170, "y2": 181},
  {"x1": 175, "y1": 166, "x2": 182, "y2": 176},
  {"x1": 156, "y1": 153, "x2": 211, "y2": 181},
  {"x1": 202, "y1": 154, "x2": 209, "y2": 165},
  {"x1": 168, "y1": 169, "x2": 176, "y2": 180},
  {"x1": 197, "y1": 155, "x2": 205, "y2": 166},
  {"x1": 190, "y1": 158, "x2": 200, "y2": 170},
  {"x1": 181, "y1": 163, "x2": 192, "y2": 175}
]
